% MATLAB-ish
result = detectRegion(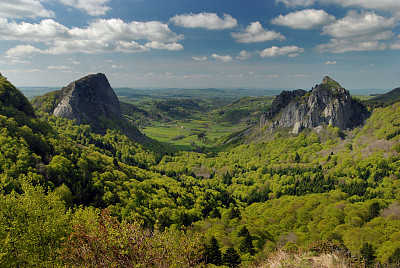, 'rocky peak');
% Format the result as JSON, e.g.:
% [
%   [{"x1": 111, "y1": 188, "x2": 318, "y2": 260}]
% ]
[
  {"x1": 260, "y1": 76, "x2": 369, "y2": 134},
  {"x1": 54, "y1": 73, "x2": 122, "y2": 124},
  {"x1": 52, "y1": 73, "x2": 149, "y2": 141}
]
